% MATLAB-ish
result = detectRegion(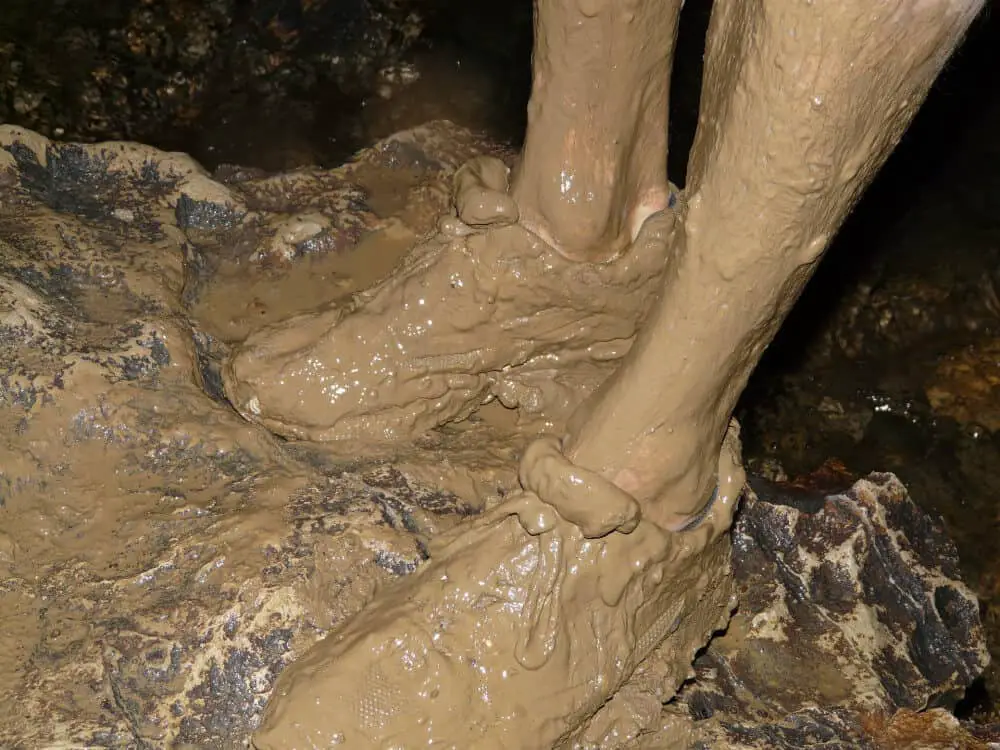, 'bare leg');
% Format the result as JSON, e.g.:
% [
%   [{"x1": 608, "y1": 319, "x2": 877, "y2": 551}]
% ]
[
  {"x1": 565, "y1": 0, "x2": 985, "y2": 530},
  {"x1": 512, "y1": 0, "x2": 681, "y2": 260}
]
